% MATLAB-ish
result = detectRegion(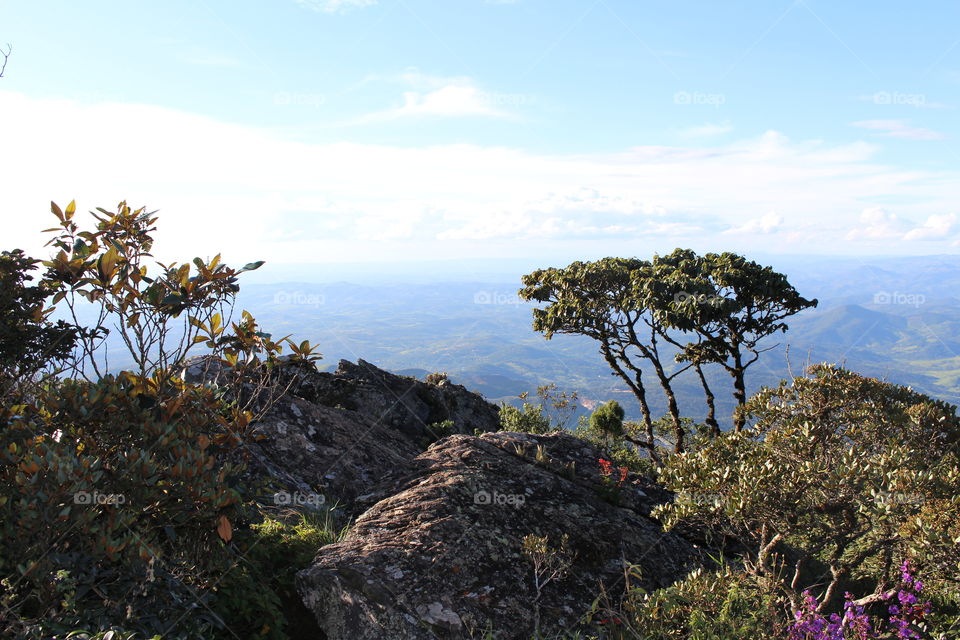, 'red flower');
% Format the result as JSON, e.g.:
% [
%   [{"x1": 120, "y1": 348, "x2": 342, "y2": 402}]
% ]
[{"x1": 598, "y1": 458, "x2": 613, "y2": 476}]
